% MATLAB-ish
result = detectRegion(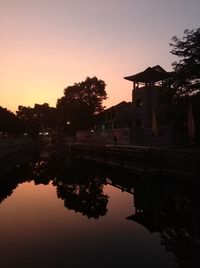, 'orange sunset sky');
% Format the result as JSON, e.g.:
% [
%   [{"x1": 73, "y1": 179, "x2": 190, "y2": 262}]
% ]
[{"x1": 1, "y1": 0, "x2": 200, "y2": 112}]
